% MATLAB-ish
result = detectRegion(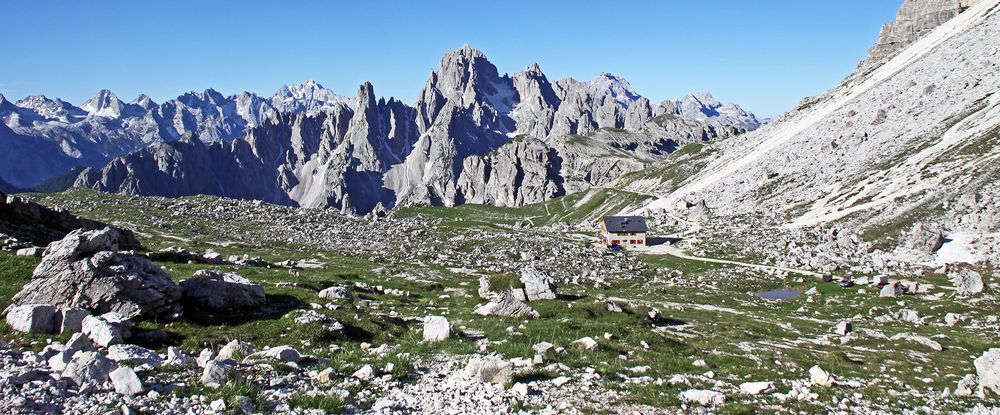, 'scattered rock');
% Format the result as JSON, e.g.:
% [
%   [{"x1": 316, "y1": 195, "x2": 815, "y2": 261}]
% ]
[
  {"x1": 110, "y1": 366, "x2": 144, "y2": 395},
  {"x1": 519, "y1": 267, "x2": 558, "y2": 301},
  {"x1": 318, "y1": 286, "x2": 354, "y2": 302},
  {"x1": 180, "y1": 270, "x2": 266, "y2": 312},
  {"x1": 353, "y1": 364, "x2": 375, "y2": 380},
  {"x1": 809, "y1": 365, "x2": 835, "y2": 387},
  {"x1": 834, "y1": 320, "x2": 853, "y2": 336},
  {"x1": 474, "y1": 292, "x2": 539, "y2": 319},
  {"x1": 16, "y1": 247, "x2": 44, "y2": 257},
  {"x1": 950, "y1": 269, "x2": 984, "y2": 296},
  {"x1": 60, "y1": 307, "x2": 90, "y2": 334},
  {"x1": 107, "y1": 344, "x2": 163, "y2": 366},
  {"x1": 680, "y1": 389, "x2": 726, "y2": 406},
  {"x1": 62, "y1": 351, "x2": 117, "y2": 391},
  {"x1": 740, "y1": 381, "x2": 775, "y2": 395},
  {"x1": 974, "y1": 348, "x2": 1000, "y2": 394},
  {"x1": 200, "y1": 360, "x2": 235, "y2": 387},
  {"x1": 218, "y1": 340, "x2": 254, "y2": 361},
  {"x1": 423, "y1": 316, "x2": 451, "y2": 342},
  {"x1": 81, "y1": 314, "x2": 126, "y2": 347},
  {"x1": 465, "y1": 356, "x2": 513, "y2": 384},
  {"x1": 572, "y1": 336, "x2": 598, "y2": 351}
]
